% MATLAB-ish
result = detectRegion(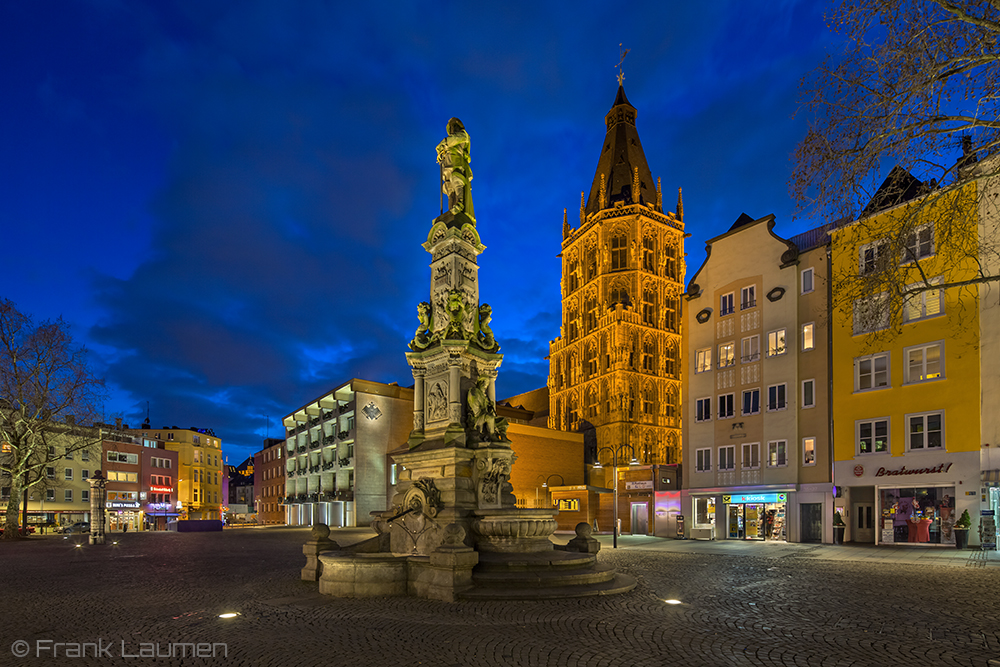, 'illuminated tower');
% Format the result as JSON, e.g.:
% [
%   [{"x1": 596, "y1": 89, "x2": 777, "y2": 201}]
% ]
[{"x1": 548, "y1": 85, "x2": 685, "y2": 467}]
